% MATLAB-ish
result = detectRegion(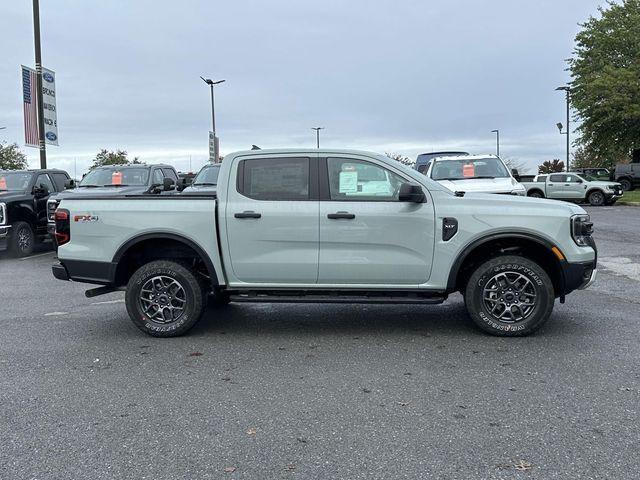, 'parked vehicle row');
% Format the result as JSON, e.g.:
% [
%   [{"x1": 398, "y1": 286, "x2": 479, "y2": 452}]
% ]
[
  {"x1": 52, "y1": 149, "x2": 597, "y2": 338},
  {"x1": 0, "y1": 169, "x2": 71, "y2": 256}
]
